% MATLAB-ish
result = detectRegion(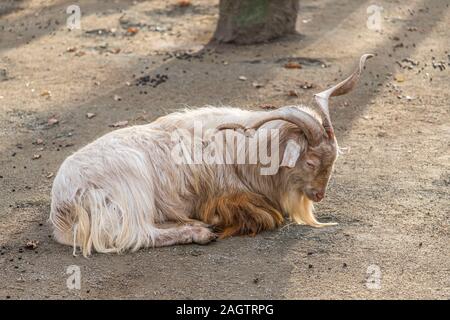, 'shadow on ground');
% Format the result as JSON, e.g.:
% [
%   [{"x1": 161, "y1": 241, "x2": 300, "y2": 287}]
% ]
[{"x1": 0, "y1": 0, "x2": 448, "y2": 299}]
